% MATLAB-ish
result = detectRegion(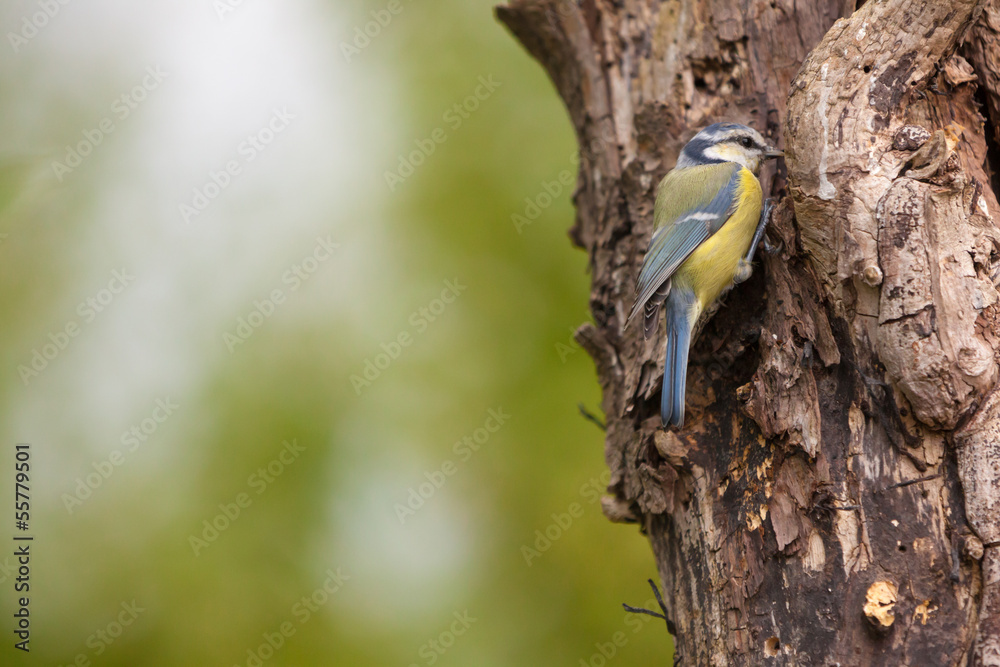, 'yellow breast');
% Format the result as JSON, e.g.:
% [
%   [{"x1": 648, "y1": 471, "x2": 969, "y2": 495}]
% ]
[{"x1": 673, "y1": 167, "x2": 763, "y2": 309}]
